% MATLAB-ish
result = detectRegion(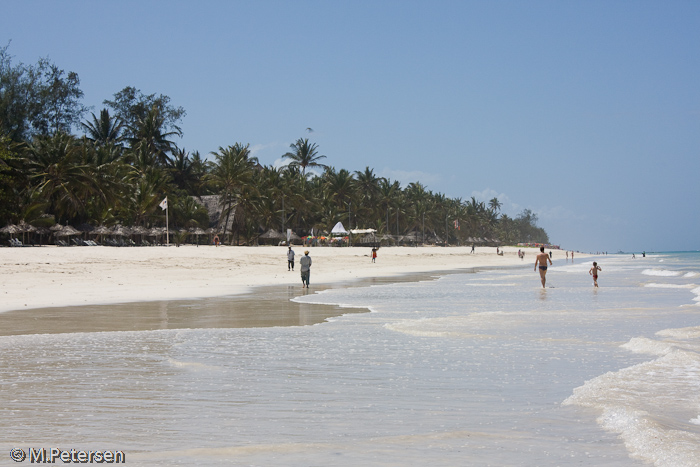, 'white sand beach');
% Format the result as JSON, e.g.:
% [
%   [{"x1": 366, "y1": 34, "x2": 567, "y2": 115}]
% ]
[{"x1": 0, "y1": 245, "x2": 562, "y2": 314}]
